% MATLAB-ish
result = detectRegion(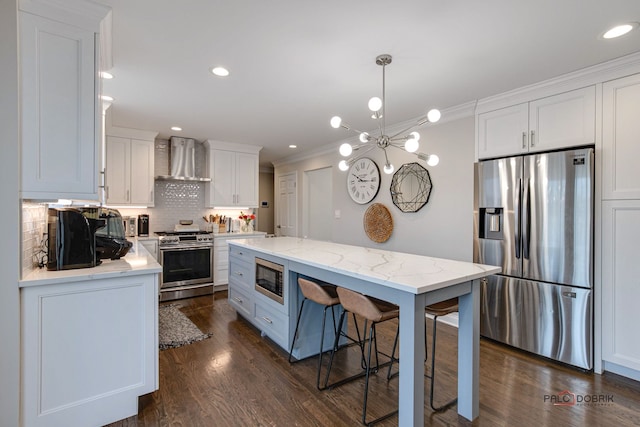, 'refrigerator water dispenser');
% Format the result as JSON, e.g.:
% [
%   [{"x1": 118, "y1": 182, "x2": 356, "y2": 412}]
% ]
[{"x1": 479, "y1": 207, "x2": 503, "y2": 240}]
